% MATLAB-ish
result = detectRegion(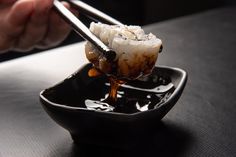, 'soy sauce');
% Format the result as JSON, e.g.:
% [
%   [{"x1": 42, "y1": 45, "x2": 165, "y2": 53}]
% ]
[{"x1": 85, "y1": 67, "x2": 174, "y2": 114}]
